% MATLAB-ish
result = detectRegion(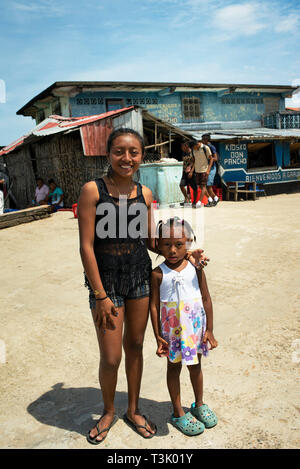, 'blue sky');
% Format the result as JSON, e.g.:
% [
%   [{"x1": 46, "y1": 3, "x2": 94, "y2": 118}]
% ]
[{"x1": 1, "y1": 0, "x2": 300, "y2": 144}]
